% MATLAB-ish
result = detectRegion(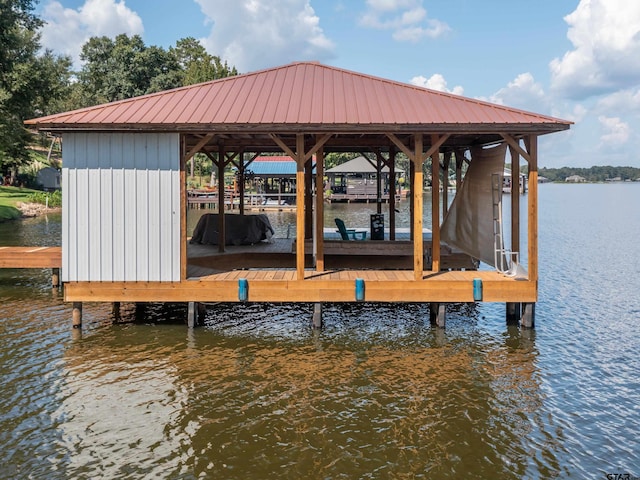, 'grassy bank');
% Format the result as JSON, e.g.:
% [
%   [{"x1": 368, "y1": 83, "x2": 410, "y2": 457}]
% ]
[{"x1": 0, "y1": 186, "x2": 40, "y2": 221}]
